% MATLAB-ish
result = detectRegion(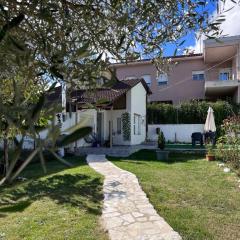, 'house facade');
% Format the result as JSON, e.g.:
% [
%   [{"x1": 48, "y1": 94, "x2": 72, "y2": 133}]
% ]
[
  {"x1": 113, "y1": 35, "x2": 240, "y2": 104},
  {"x1": 49, "y1": 79, "x2": 151, "y2": 147}
]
